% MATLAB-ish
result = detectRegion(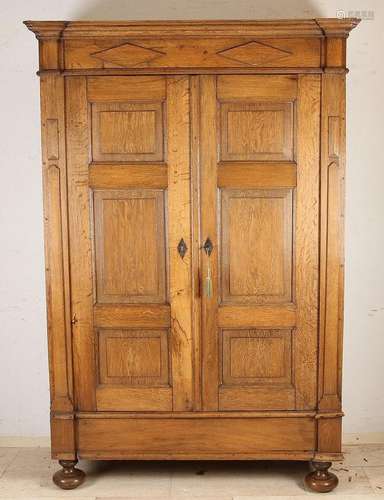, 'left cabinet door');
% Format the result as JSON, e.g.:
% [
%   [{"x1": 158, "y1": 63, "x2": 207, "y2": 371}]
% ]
[{"x1": 66, "y1": 76, "x2": 194, "y2": 412}]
